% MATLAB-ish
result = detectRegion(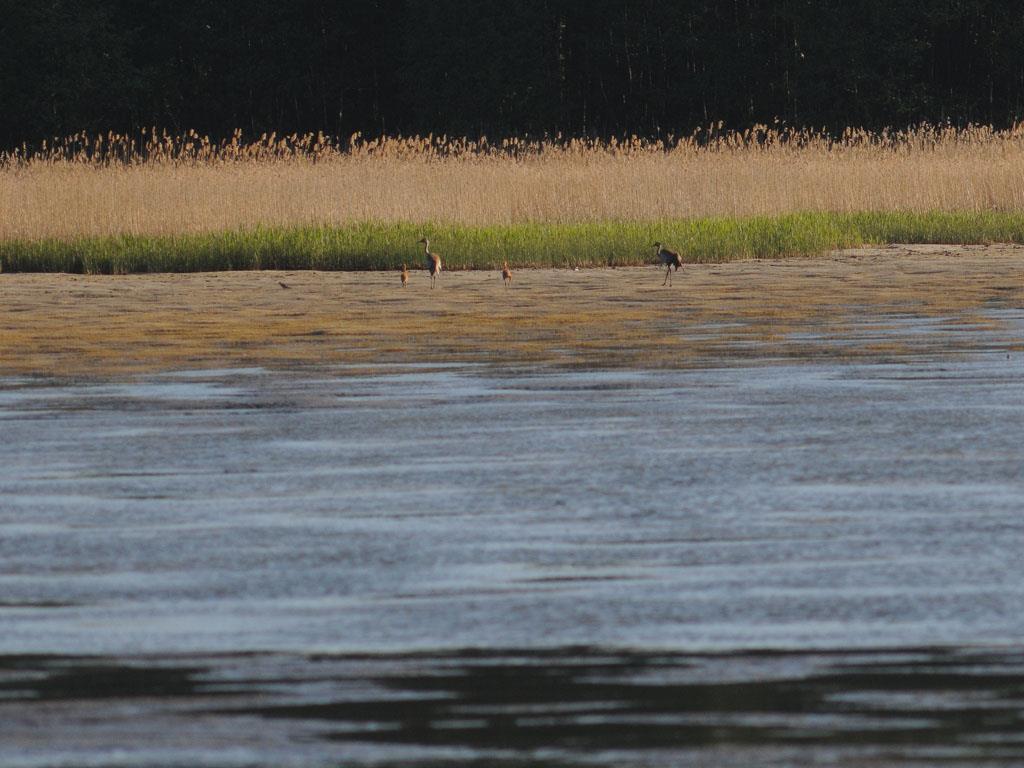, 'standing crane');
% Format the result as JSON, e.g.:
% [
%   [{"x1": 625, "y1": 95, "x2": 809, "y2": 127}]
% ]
[
  {"x1": 653, "y1": 242, "x2": 683, "y2": 286},
  {"x1": 418, "y1": 237, "x2": 442, "y2": 288},
  {"x1": 502, "y1": 261, "x2": 513, "y2": 288}
]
